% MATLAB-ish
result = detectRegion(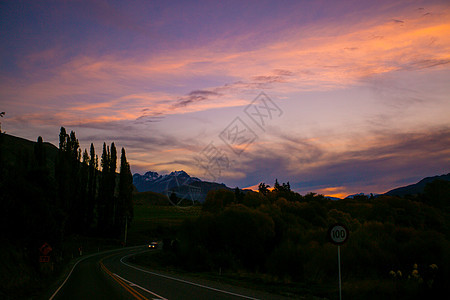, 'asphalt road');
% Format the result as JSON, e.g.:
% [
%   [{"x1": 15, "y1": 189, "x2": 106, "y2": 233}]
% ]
[{"x1": 49, "y1": 246, "x2": 291, "y2": 300}]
